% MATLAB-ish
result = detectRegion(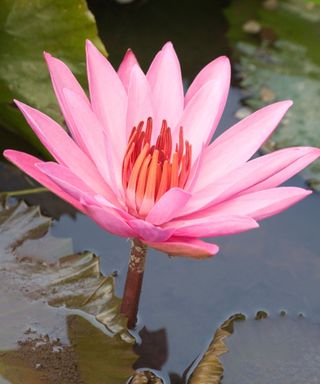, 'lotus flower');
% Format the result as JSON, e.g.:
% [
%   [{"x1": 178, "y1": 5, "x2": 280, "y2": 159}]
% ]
[{"x1": 4, "y1": 41, "x2": 320, "y2": 258}]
